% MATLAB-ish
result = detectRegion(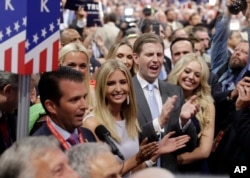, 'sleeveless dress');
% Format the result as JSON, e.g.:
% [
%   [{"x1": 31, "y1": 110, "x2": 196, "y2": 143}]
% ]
[{"x1": 114, "y1": 120, "x2": 139, "y2": 178}]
